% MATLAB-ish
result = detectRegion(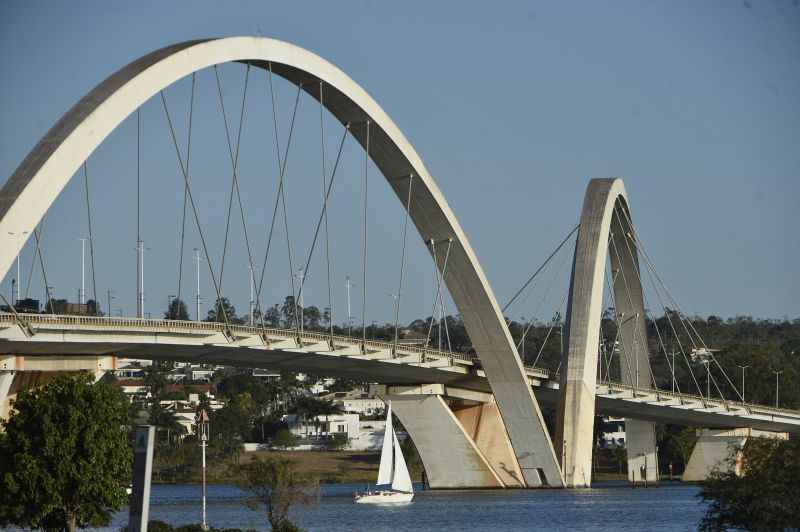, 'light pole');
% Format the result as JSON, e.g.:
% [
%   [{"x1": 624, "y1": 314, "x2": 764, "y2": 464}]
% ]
[
  {"x1": 736, "y1": 364, "x2": 750, "y2": 403},
  {"x1": 136, "y1": 239, "x2": 145, "y2": 319},
  {"x1": 8, "y1": 231, "x2": 28, "y2": 304},
  {"x1": 194, "y1": 248, "x2": 202, "y2": 321},
  {"x1": 248, "y1": 264, "x2": 256, "y2": 326},
  {"x1": 106, "y1": 289, "x2": 114, "y2": 318},
  {"x1": 671, "y1": 351, "x2": 677, "y2": 394},
  {"x1": 773, "y1": 370, "x2": 783, "y2": 408},
  {"x1": 195, "y1": 408, "x2": 210, "y2": 531},
  {"x1": 78, "y1": 238, "x2": 87, "y2": 305},
  {"x1": 345, "y1": 275, "x2": 354, "y2": 337}
]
